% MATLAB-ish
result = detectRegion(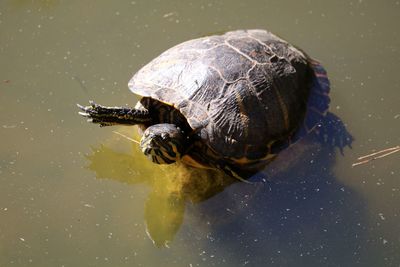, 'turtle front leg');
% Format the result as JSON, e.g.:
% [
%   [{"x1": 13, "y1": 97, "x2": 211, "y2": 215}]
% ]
[{"x1": 77, "y1": 101, "x2": 152, "y2": 127}]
